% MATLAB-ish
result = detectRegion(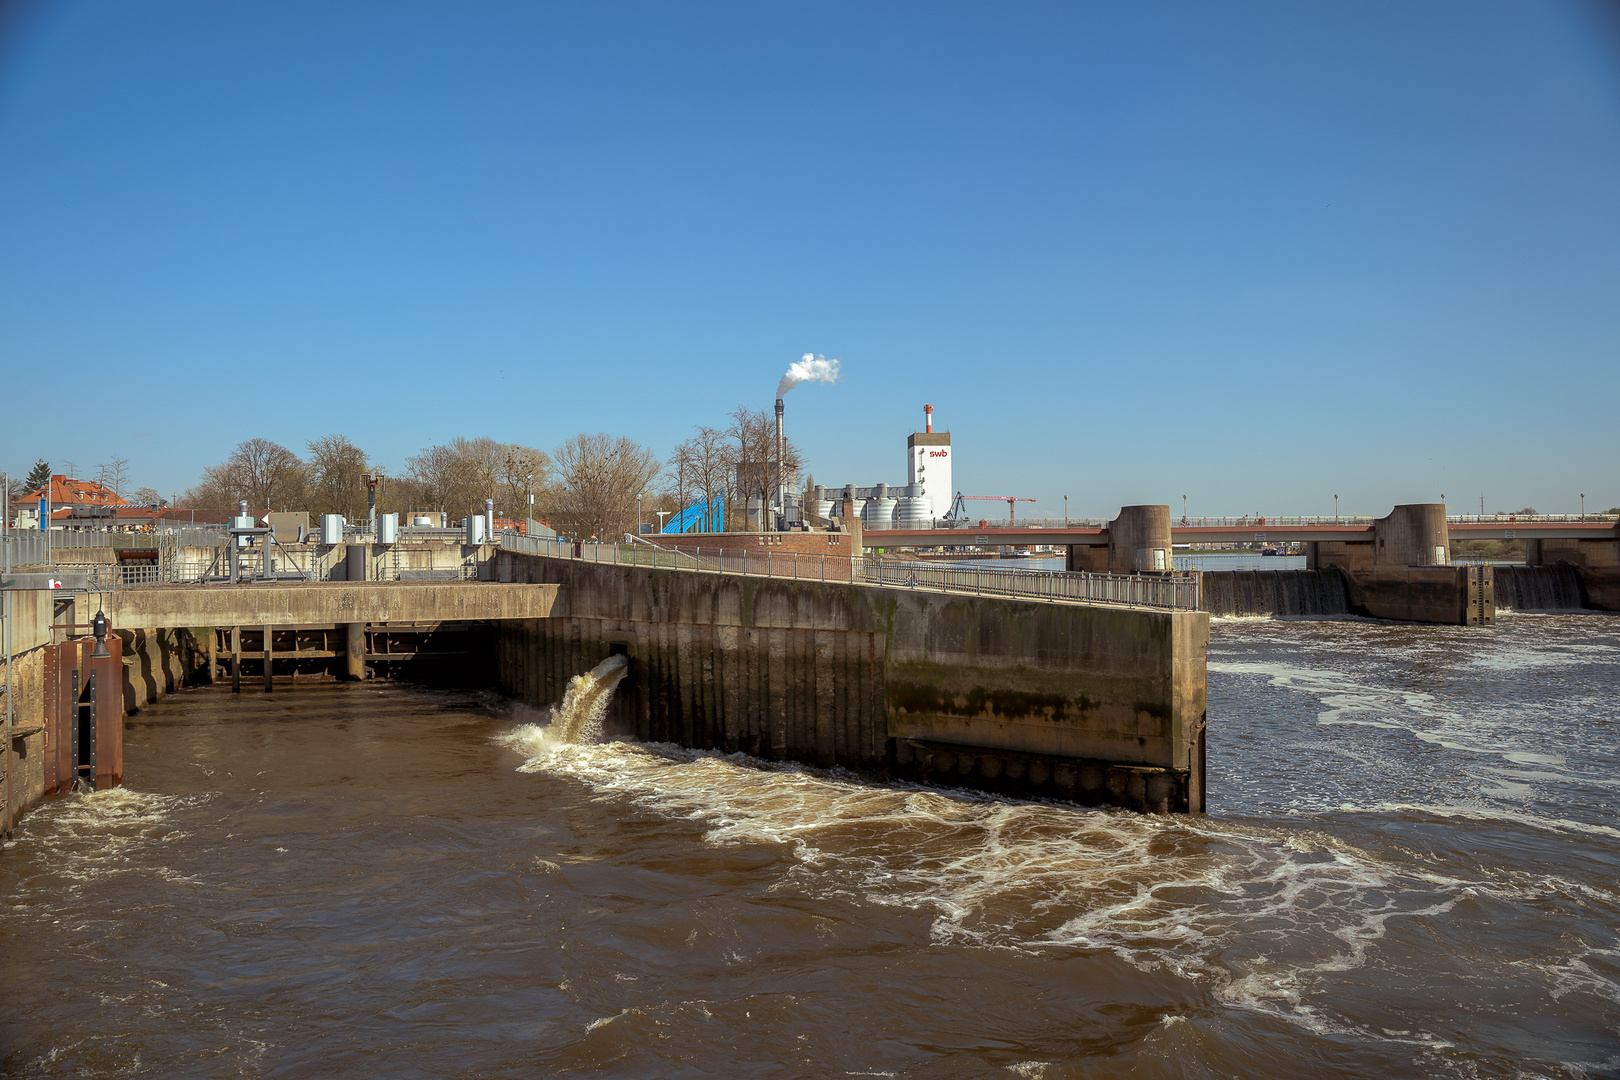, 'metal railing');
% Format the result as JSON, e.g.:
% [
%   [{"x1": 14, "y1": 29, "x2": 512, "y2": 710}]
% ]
[
  {"x1": 864, "y1": 558, "x2": 1200, "y2": 609},
  {"x1": 500, "y1": 534, "x2": 1198, "y2": 610},
  {"x1": 1173, "y1": 516, "x2": 1378, "y2": 528}
]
